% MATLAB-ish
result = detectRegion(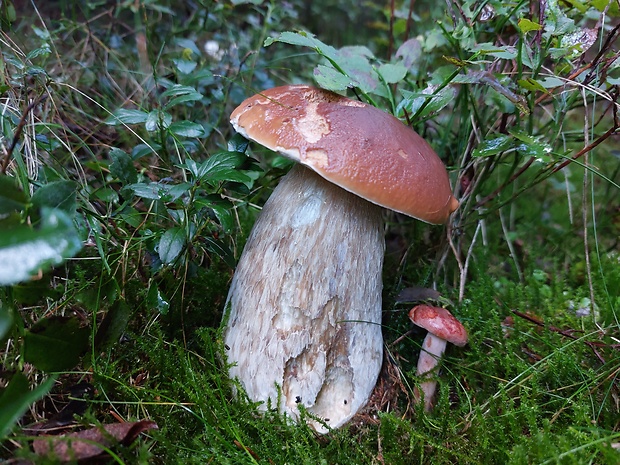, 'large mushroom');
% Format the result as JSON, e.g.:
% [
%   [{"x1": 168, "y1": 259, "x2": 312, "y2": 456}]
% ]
[{"x1": 224, "y1": 85, "x2": 458, "y2": 432}]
